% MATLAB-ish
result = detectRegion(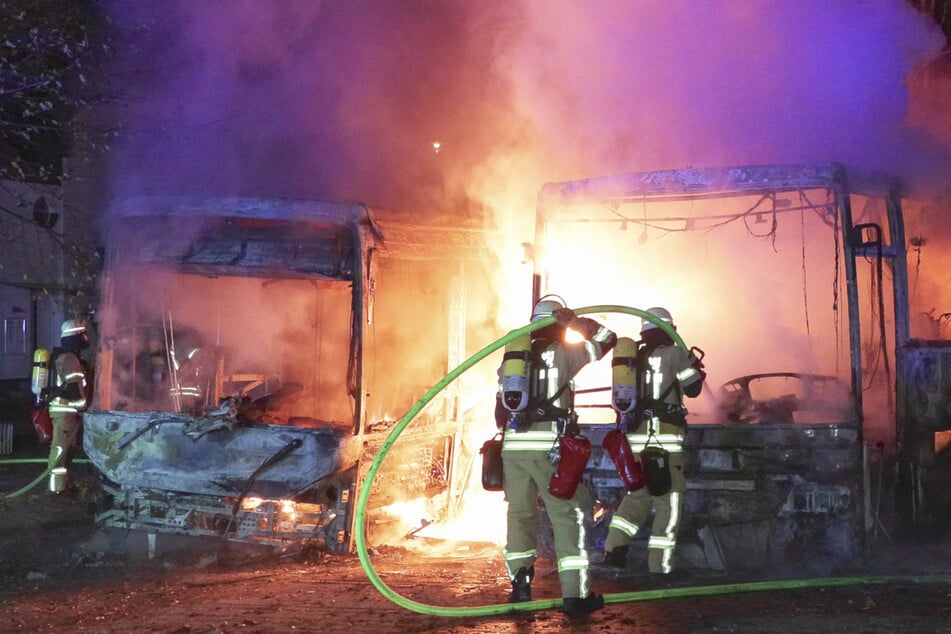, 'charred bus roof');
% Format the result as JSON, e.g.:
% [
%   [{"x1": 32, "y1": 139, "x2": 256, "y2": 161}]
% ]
[
  {"x1": 537, "y1": 163, "x2": 903, "y2": 208},
  {"x1": 104, "y1": 196, "x2": 379, "y2": 281}
]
